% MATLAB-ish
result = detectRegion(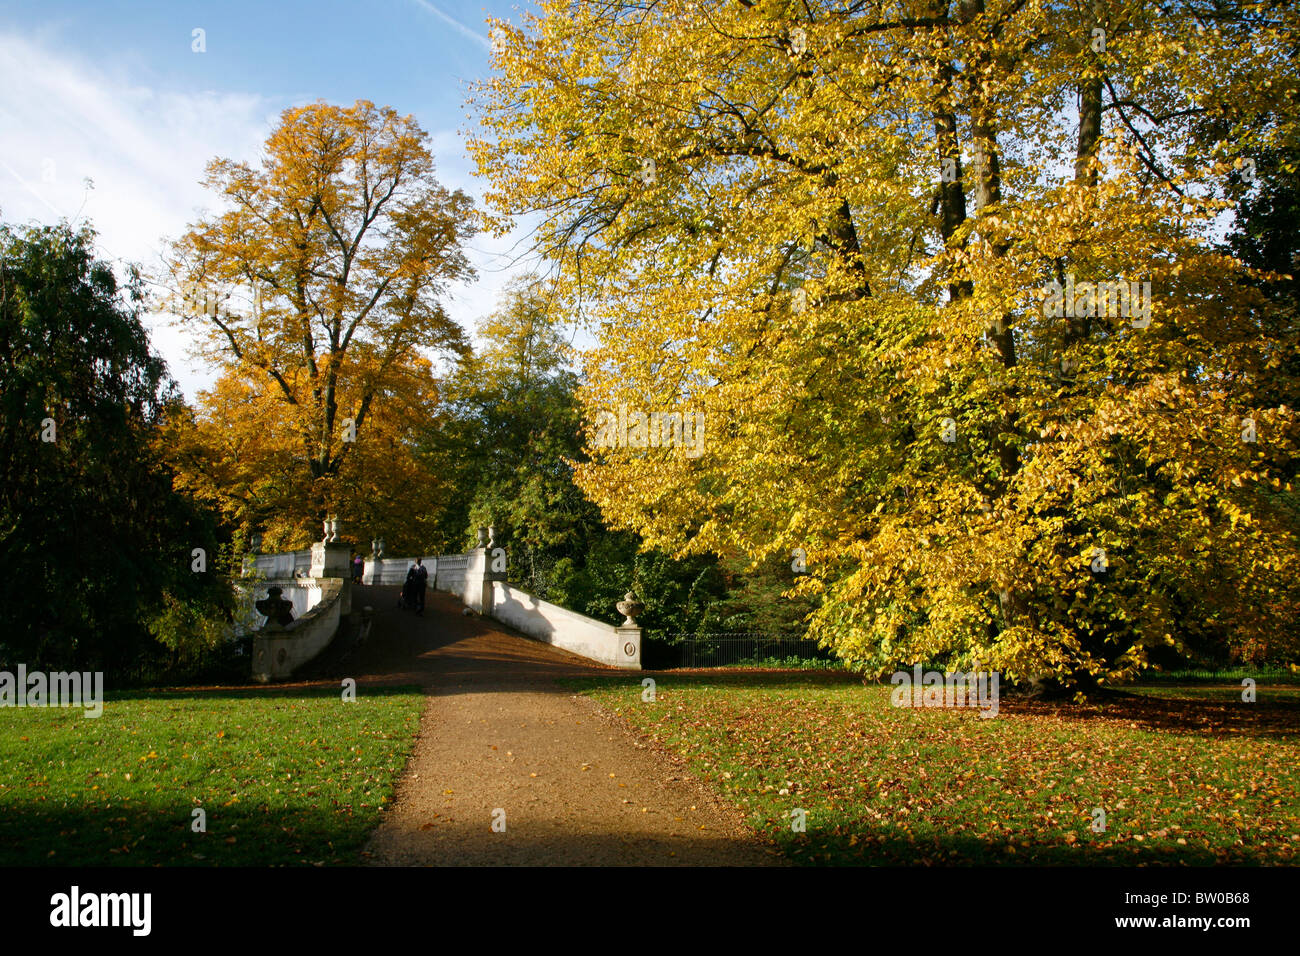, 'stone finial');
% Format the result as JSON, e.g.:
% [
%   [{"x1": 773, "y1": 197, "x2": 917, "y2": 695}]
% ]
[
  {"x1": 376, "y1": 537, "x2": 386, "y2": 558},
  {"x1": 488, "y1": 525, "x2": 497, "y2": 548},
  {"x1": 322, "y1": 516, "x2": 341, "y2": 543},
  {"x1": 255, "y1": 586, "x2": 295, "y2": 628},
  {"x1": 616, "y1": 591, "x2": 644, "y2": 627},
  {"x1": 248, "y1": 531, "x2": 262, "y2": 554},
  {"x1": 476, "y1": 526, "x2": 488, "y2": 549}
]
